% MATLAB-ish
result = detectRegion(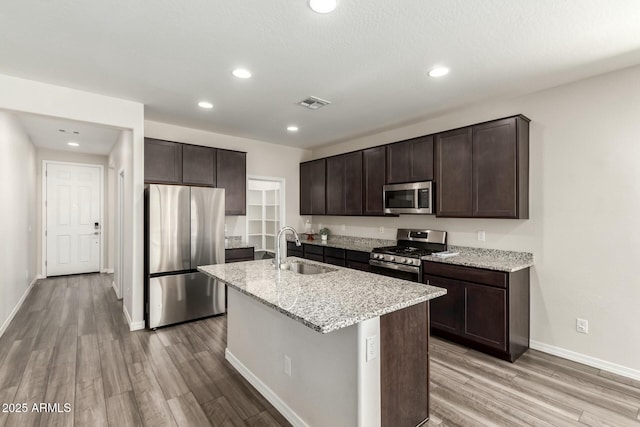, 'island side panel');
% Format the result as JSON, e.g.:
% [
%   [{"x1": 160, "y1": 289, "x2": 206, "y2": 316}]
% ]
[
  {"x1": 380, "y1": 301, "x2": 429, "y2": 427},
  {"x1": 226, "y1": 287, "x2": 376, "y2": 427}
]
